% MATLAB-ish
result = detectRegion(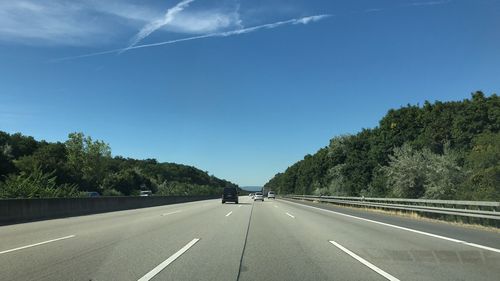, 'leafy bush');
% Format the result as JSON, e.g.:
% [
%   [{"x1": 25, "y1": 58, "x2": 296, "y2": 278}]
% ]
[
  {"x1": 382, "y1": 144, "x2": 430, "y2": 198},
  {"x1": 382, "y1": 144, "x2": 464, "y2": 199},
  {"x1": 0, "y1": 166, "x2": 82, "y2": 198},
  {"x1": 458, "y1": 132, "x2": 500, "y2": 200},
  {"x1": 101, "y1": 188, "x2": 123, "y2": 196},
  {"x1": 156, "y1": 181, "x2": 222, "y2": 196}
]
